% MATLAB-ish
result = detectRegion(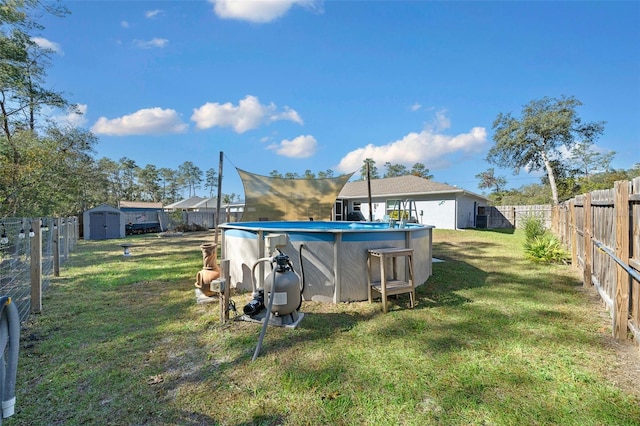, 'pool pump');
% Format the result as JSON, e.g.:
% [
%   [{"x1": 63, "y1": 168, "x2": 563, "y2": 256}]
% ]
[{"x1": 243, "y1": 251, "x2": 304, "y2": 328}]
